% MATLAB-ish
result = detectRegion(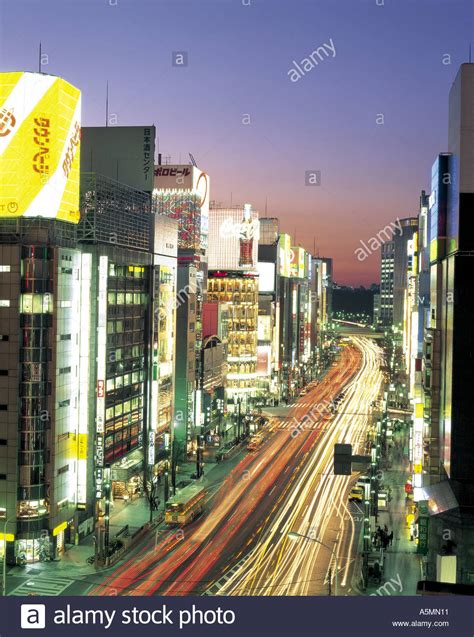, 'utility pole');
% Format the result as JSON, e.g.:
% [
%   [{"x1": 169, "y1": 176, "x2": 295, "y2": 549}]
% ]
[
  {"x1": 196, "y1": 428, "x2": 203, "y2": 478},
  {"x1": 237, "y1": 398, "x2": 242, "y2": 441},
  {"x1": 164, "y1": 457, "x2": 170, "y2": 506},
  {"x1": 103, "y1": 465, "x2": 111, "y2": 561},
  {"x1": 171, "y1": 439, "x2": 177, "y2": 495}
]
